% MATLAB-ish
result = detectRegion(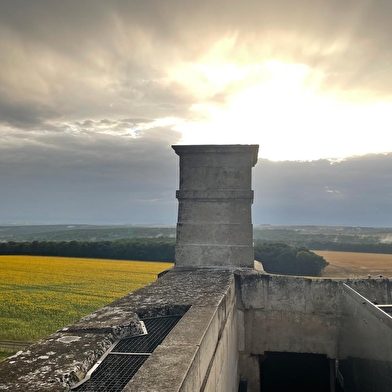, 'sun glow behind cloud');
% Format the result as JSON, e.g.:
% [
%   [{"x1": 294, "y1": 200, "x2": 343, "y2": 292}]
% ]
[{"x1": 172, "y1": 59, "x2": 392, "y2": 161}]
